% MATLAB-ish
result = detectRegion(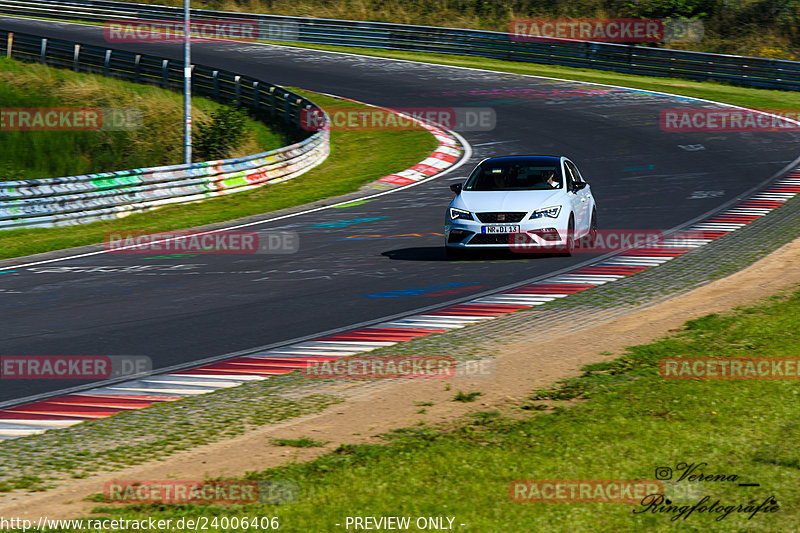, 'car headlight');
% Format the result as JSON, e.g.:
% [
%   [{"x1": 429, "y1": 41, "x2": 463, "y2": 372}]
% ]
[
  {"x1": 449, "y1": 208, "x2": 474, "y2": 221},
  {"x1": 529, "y1": 206, "x2": 562, "y2": 219}
]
